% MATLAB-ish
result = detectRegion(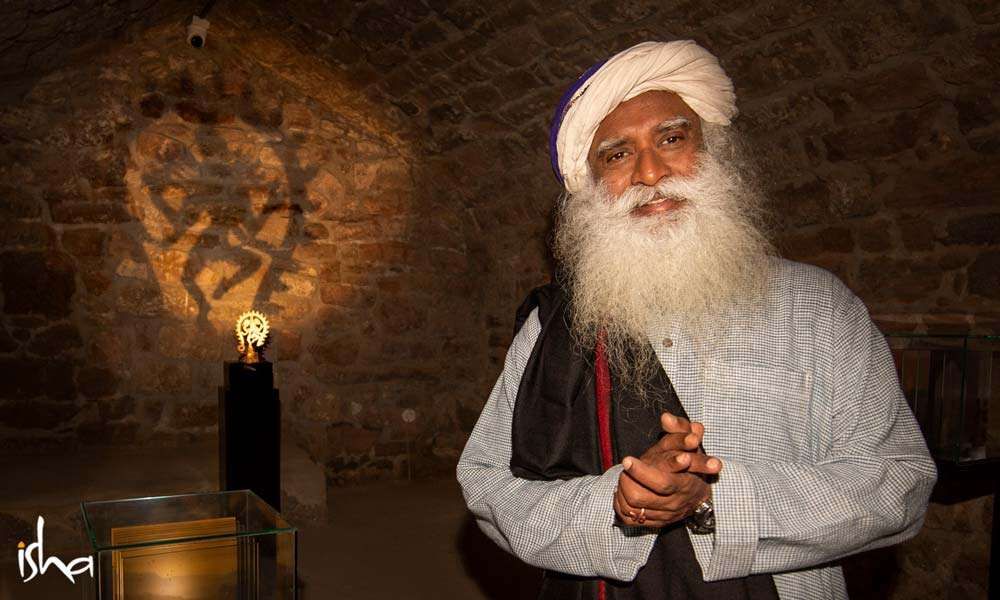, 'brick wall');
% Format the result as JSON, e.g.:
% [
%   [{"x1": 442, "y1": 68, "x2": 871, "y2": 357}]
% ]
[
  {"x1": 0, "y1": 1, "x2": 998, "y2": 596},
  {"x1": 0, "y1": 7, "x2": 485, "y2": 494}
]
